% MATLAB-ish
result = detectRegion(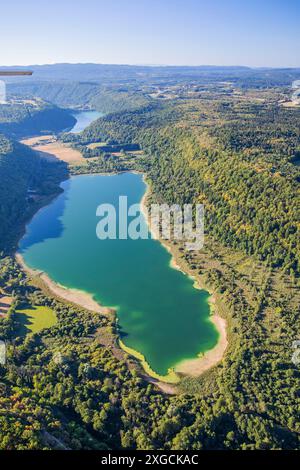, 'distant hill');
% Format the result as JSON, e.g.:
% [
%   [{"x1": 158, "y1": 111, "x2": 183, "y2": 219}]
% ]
[
  {"x1": 0, "y1": 63, "x2": 252, "y2": 82},
  {"x1": 1, "y1": 63, "x2": 300, "y2": 87},
  {"x1": 0, "y1": 99, "x2": 76, "y2": 138},
  {"x1": 0, "y1": 134, "x2": 67, "y2": 252},
  {"x1": 6, "y1": 82, "x2": 150, "y2": 114}
]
